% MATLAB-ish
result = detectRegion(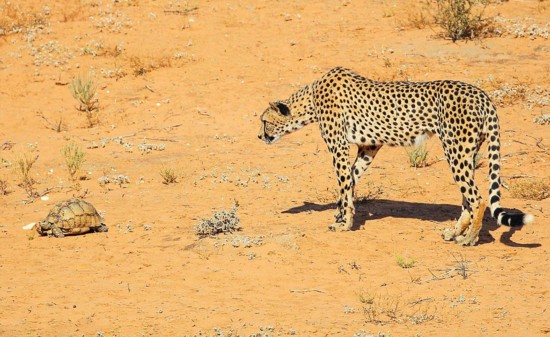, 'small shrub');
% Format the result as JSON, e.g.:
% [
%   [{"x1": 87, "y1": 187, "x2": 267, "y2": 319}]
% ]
[
  {"x1": 396, "y1": 255, "x2": 416, "y2": 269},
  {"x1": 160, "y1": 167, "x2": 178, "y2": 184},
  {"x1": 533, "y1": 114, "x2": 550, "y2": 125},
  {"x1": 195, "y1": 204, "x2": 240, "y2": 237},
  {"x1": 69, "y1": 74, "x2": 98, "y2": 126},
  {"x1": 359, "y1": 291, "x2": 402, "y2": 324},
  {"x1": 433, "y1": 0, "x2": 493, "y2": 42},
  {"x1": 63, "y1": 142, "x2": 85, "y2": 188},
  {"x1": 405, "y1": 144, "x2": 429, "y2": 168},
  {"x1": 15, "y1": 152, "x2": 38, "y2": 197},
  {"x1": 0, "y1": 2, "x2": 47, "y2": 36},
  {"x1": 510, "y1": 178, "x2": 550, "y2": 201}
]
